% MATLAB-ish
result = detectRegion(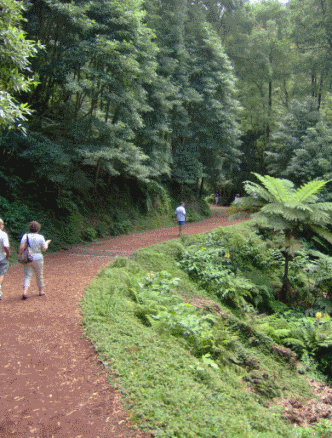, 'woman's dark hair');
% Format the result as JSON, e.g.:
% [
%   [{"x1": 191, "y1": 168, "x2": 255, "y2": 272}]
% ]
[{"x1": 29, "y1": 221, "x2": 41, "y2": 233}]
